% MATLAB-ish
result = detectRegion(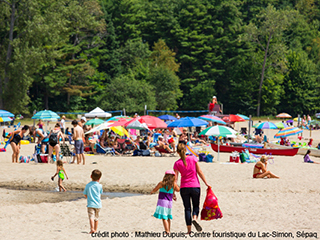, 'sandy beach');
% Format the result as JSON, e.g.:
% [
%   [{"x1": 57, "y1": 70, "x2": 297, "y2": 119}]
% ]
[{"x1": 0, "y1": 121, "x2": 319, "y2": 240}]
